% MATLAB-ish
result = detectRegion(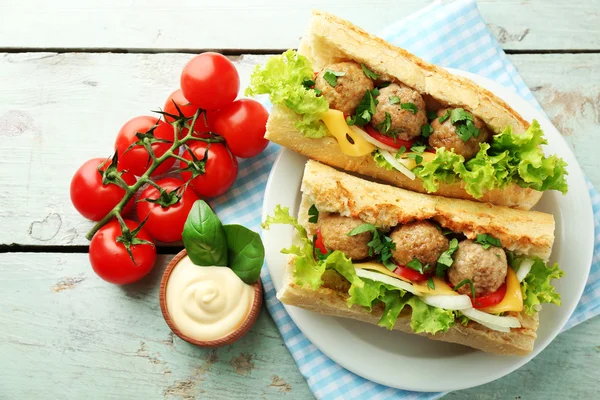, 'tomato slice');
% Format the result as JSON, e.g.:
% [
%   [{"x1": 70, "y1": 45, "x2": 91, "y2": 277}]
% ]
[
  {"x1": 472, "y1": 283, "x2": 507, "y2": 309},
  {"x1": 365, "y1": 125, "x2": 415, "y2": 149},
  {"x1": 393, "y1": 265, "x2": 430, "y2": 282},
  {"x1": 314, "y1": 229, "x2": 328, "y2": 256}
]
